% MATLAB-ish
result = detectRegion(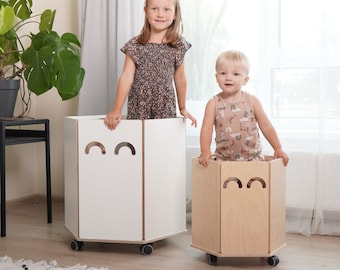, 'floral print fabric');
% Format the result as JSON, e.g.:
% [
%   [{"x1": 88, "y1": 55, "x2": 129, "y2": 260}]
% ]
[{"x1": 121, "y1": 36, "x2": 191, "y2": 120}]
